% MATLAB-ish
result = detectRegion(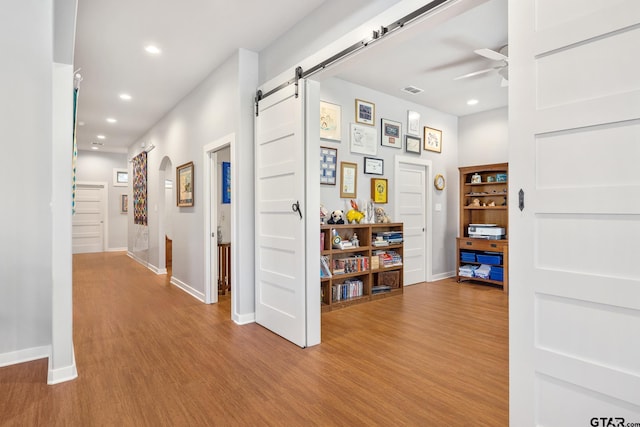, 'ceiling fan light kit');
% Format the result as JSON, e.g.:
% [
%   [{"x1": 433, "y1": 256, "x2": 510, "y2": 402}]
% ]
[{"x1": 455, "y1": 44, "x2": 509, "y2": 85}]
